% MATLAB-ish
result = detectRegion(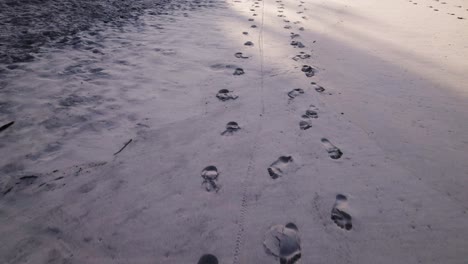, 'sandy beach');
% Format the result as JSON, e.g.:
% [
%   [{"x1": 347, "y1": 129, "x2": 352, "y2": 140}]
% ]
[{"x1": 1, "y1": 0, "x2": 467, "y2": 263}]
